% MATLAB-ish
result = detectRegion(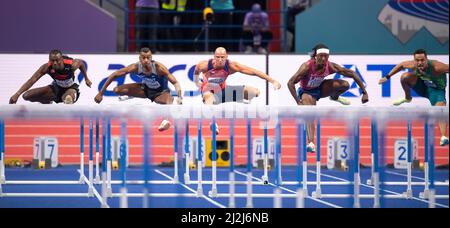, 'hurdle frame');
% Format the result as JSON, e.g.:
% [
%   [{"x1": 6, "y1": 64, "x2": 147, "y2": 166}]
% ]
[
  {"x1": 0, "y1": 105, "x2": 448, "y2": 208},
  {"x1": 0, "y1": 114, "x2": 102, "y2": 199}
]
